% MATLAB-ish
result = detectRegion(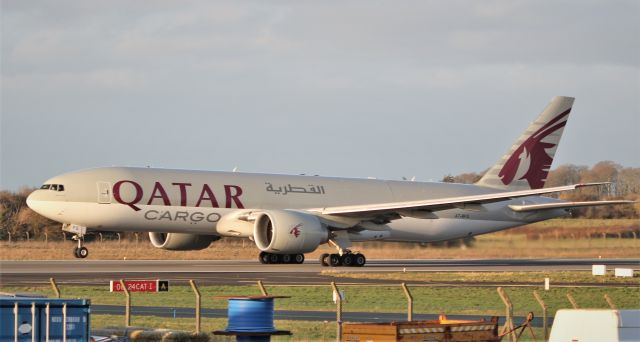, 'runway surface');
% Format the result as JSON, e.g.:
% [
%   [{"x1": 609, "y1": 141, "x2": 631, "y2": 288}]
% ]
[{"x1": 1, "y1": 258, "x2": 638, "y2": 286}]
